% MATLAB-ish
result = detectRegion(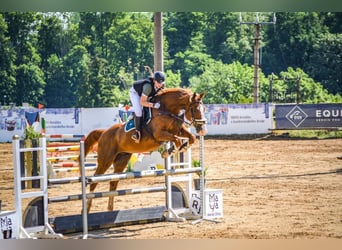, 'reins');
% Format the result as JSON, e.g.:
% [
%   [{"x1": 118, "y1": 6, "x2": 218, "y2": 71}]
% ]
[
  {"x1": 155, "y1": 110, "x2": 192, "y2": 126},
  {"x1": 154, "y1": 99, "x2": 205, "y2": 128}
]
